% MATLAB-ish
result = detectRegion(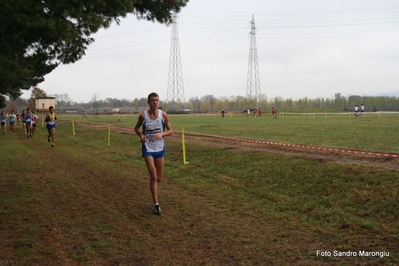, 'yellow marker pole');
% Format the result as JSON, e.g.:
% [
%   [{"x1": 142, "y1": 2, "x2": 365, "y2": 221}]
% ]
[
  {"x1": 108, "y1": 124, "x2": 111, "y2": 146},
  {"x1": 72, "y1": 120, "x2": 76, "y2": 135},
  {"x1": 182, "y1": 128, "x2": 189, "y2": 165},
  {"x1": 379, "y1": 111, "x2": 381, "y2": 119},
  {"x1": 230, "y1": 113, "x2": 232, "y2": 118},
  {"x1": 325, "y1": 113, "x2": 327, "y2": 118},
  {"x1": 313, "y1": 113, "x2": 315, "y2": 120},
  {"x1": 42, "y1": 117, "x2": 44, "y2": 127}
]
